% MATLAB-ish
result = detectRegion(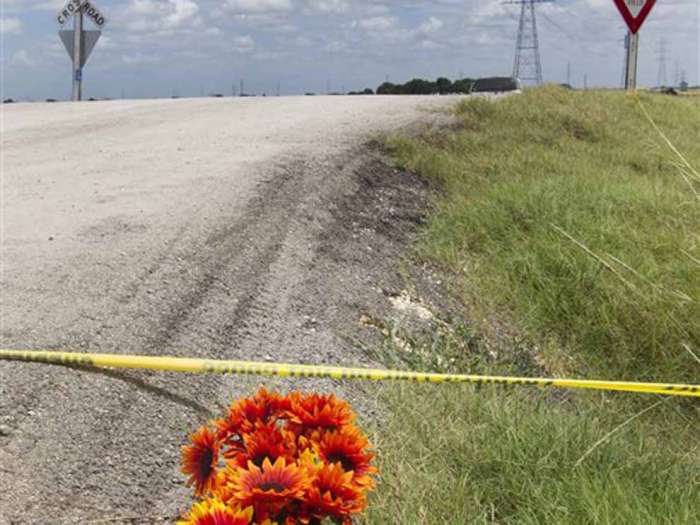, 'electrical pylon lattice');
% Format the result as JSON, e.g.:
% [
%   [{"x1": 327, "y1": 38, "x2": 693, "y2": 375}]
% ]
[
  {"x1": 656, "y1": 38, "x2": 668, "y2": 87},
  {"x1": 511, "y1": 0, "x2": 545, "y2": 85}
]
